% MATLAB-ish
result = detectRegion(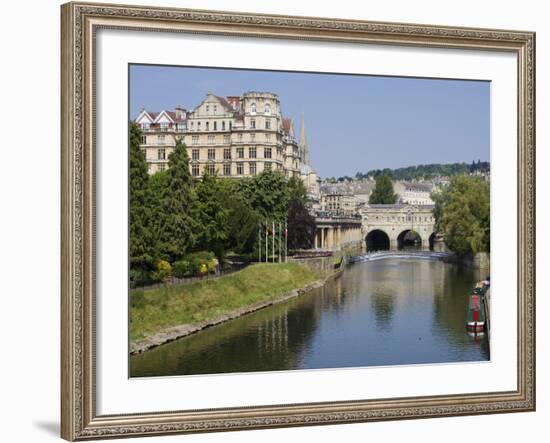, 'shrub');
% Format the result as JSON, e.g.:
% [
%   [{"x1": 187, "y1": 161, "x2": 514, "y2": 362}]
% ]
[
  {"x1": 185, "y1": 251, "x2": 215, "y2": 277},
  {"x1": 129, "y1": 269, "x2": 154, "y2": 288},
  {"x1": 172, "y1": 260, "x2": 191, "y2": 278},
  {"x1": 207, "y1": 258, "x2": 218, "y2": 274},
  {"x1": 151, "y1": 259, "x2": 171, "y2": 282}
]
